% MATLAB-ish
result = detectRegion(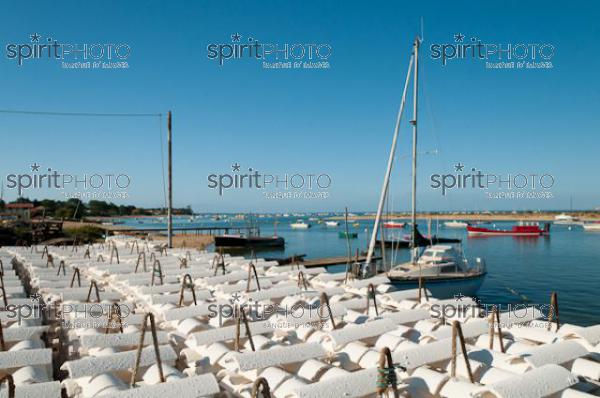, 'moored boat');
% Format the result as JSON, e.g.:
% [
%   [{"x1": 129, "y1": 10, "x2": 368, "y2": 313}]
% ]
[
  {"x1": 290, "y1": 220, "x2": 311, "y2": 229},
  {"x1": 554, "y1": 213, "x2": 579, "y2": 225},
  {"x1": 444, "y1": 220, "x2": 468, "y2": 228},
  {"x1": 377, "y1": 226, "x2": 461, "y2": 248},
  {"x1": 214, "y1": 234, "x2": 285, "y2": 248},
  {"x1": 325, "y1": 221, "x2": 340, "y2": 227},
  {"x1": 583, "y1": 222, "x2": 600, "y2": 231},
  {"x1": 383, "y1": 221, "x2": 405, "y2": 229},
  {"x1": 387, "y1": 244, "x2": 486, "y2": 298},
  {"x1": 467, "y1": 222, "x2": 550, "y2": 236},
  {"x1": 338, "y1": 231, "x2": 358, "y2": 239}
]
